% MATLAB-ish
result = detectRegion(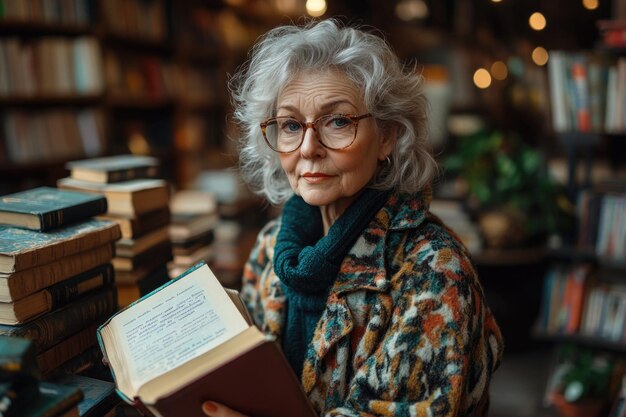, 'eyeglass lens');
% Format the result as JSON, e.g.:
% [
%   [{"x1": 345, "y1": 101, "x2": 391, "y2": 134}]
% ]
[{"x1": 264, "y1": 115, "x2": 357, "y2": 152}]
